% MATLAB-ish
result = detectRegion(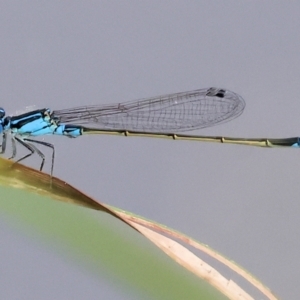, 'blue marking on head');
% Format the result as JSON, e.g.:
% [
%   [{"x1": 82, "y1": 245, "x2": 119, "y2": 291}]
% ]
[
  {"x1": 0, "y1": 108, "x2": 5, "y2": 133},
  {"x1": 0, "y1": 108, "x2": 5, "y2": 119}
]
